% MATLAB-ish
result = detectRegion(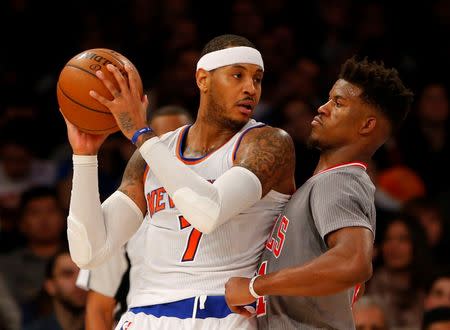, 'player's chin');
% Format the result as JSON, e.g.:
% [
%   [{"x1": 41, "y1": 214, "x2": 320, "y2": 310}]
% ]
[
  {"x1": 306, "y1": 132, "x2": 320, "y2": 149},
  {"x1": 223, "y1": 116, "x2": 249, "y2": 131}
]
